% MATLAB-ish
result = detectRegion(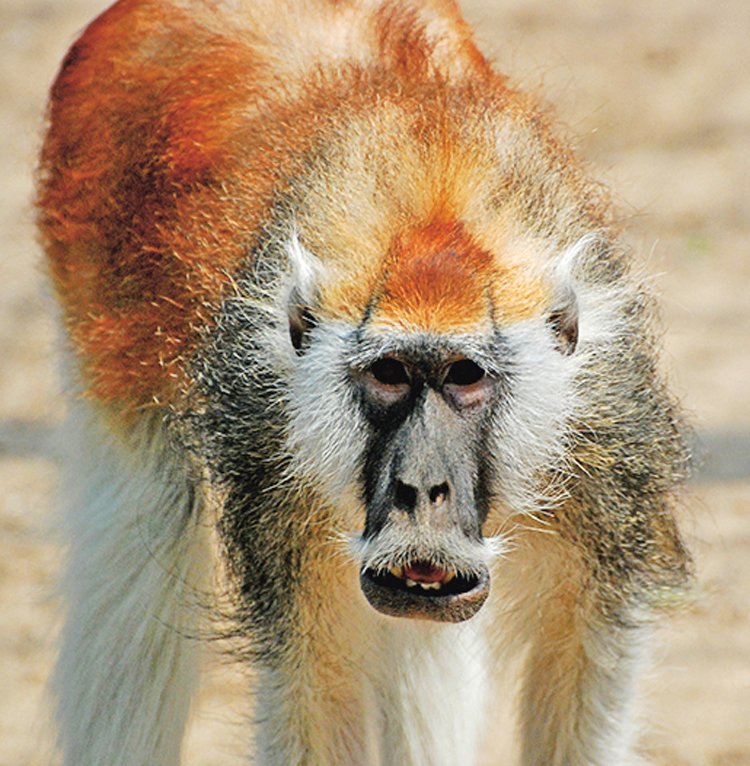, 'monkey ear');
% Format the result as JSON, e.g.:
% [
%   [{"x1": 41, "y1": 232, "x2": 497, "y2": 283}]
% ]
[
  {"x1": 547, "y1": 292, "x2": 579, "y2": 355},
  {"x1": 285, "y1": 234, "x2": 324, "y2": 354},
  {"x1": 288, "y1": 292, "x2": 317, "y2": 353},
  {"x1": 545, "y1": 235, "x2": 595, "y2": 356}
]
